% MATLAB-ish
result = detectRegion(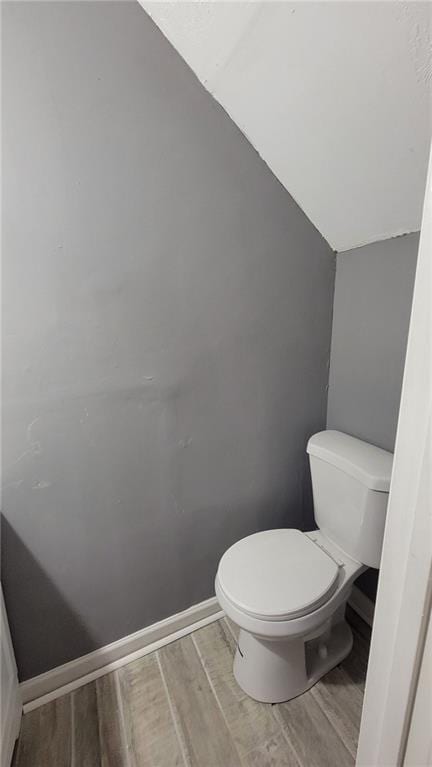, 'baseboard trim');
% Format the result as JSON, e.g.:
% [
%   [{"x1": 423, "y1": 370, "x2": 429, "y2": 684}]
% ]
[
  {"x1": 21, "y1": 597, "x2": 223, "y2": 713},
  {"x1": 21, "y1": 587, "x2": 374, "y2": 713},
  {"x1": 348, "y1": 585, "x2": 375, "y2": 627}
]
